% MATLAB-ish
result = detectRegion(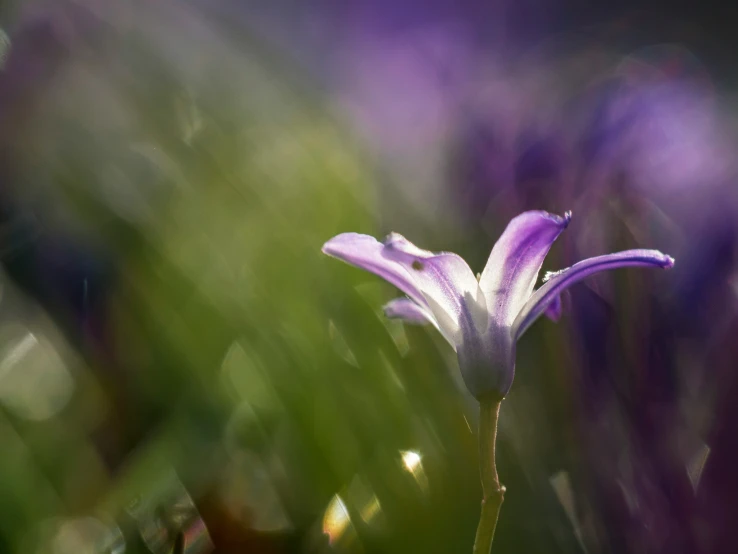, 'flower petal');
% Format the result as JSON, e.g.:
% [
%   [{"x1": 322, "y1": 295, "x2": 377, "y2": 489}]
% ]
[
  {"x1": 322, "y1": 233, "x2": 428, "y2": 309},
  {"x1": 381, "y1": 233, "x2": 488, "y2": 345},
  {"x1": 513, "y1": 249, "x2": 675, "y2": 339},
  {"x1": 383, "y1": 297, "x2": 435, "y2": 326},
  {"x1": 383, "y1": 297, "x2": 457, "y2": 347},
  {"x1": 544, "y1": 294, "x2": 563, "y2": 322},
  {"x1": 479, "y1": 210, "x2": 571, "y2": 328}
]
